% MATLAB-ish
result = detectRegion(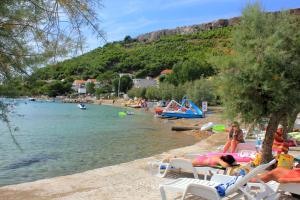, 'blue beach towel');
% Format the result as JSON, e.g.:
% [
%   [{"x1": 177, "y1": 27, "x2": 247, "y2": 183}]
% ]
[
  {"x1": 160, "y1": 164, "x2": 175, "y2": 170},
  {"x1": 215, "y1": 176, "x2": 240, "y2": 197}
]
